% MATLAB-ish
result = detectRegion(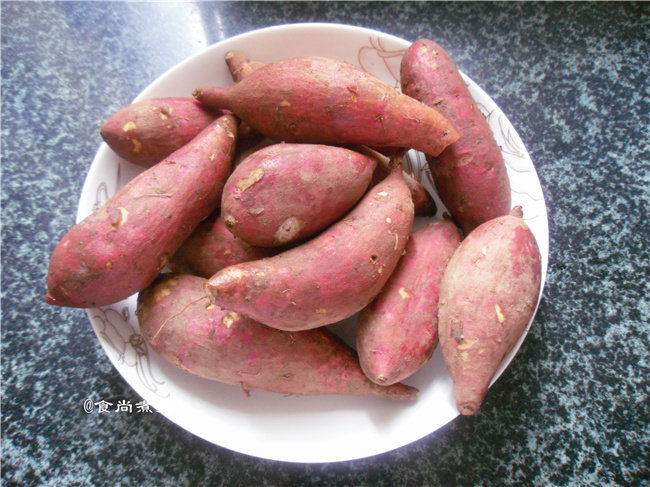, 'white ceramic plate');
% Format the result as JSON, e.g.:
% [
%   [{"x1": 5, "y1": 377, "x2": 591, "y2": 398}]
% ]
[{"x1": 78, "y1": 23, "x2": 548, "y2": 463}]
